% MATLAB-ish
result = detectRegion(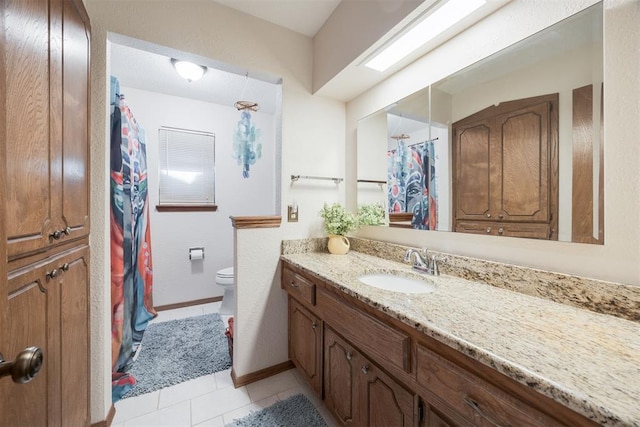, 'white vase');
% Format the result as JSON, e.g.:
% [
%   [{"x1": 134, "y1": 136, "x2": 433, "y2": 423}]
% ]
[{"x1": 327, "y1": 235, "x2": 350, "y2": 255}]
